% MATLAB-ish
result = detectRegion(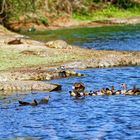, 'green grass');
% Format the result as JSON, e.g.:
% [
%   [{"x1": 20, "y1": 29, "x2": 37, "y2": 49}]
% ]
[
  {"x1": 73, "y1": 4, "x2": 140, "y2": 21},
  {"x1": 0, "y1": 48, "x2": 85, "y2": 71}
]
